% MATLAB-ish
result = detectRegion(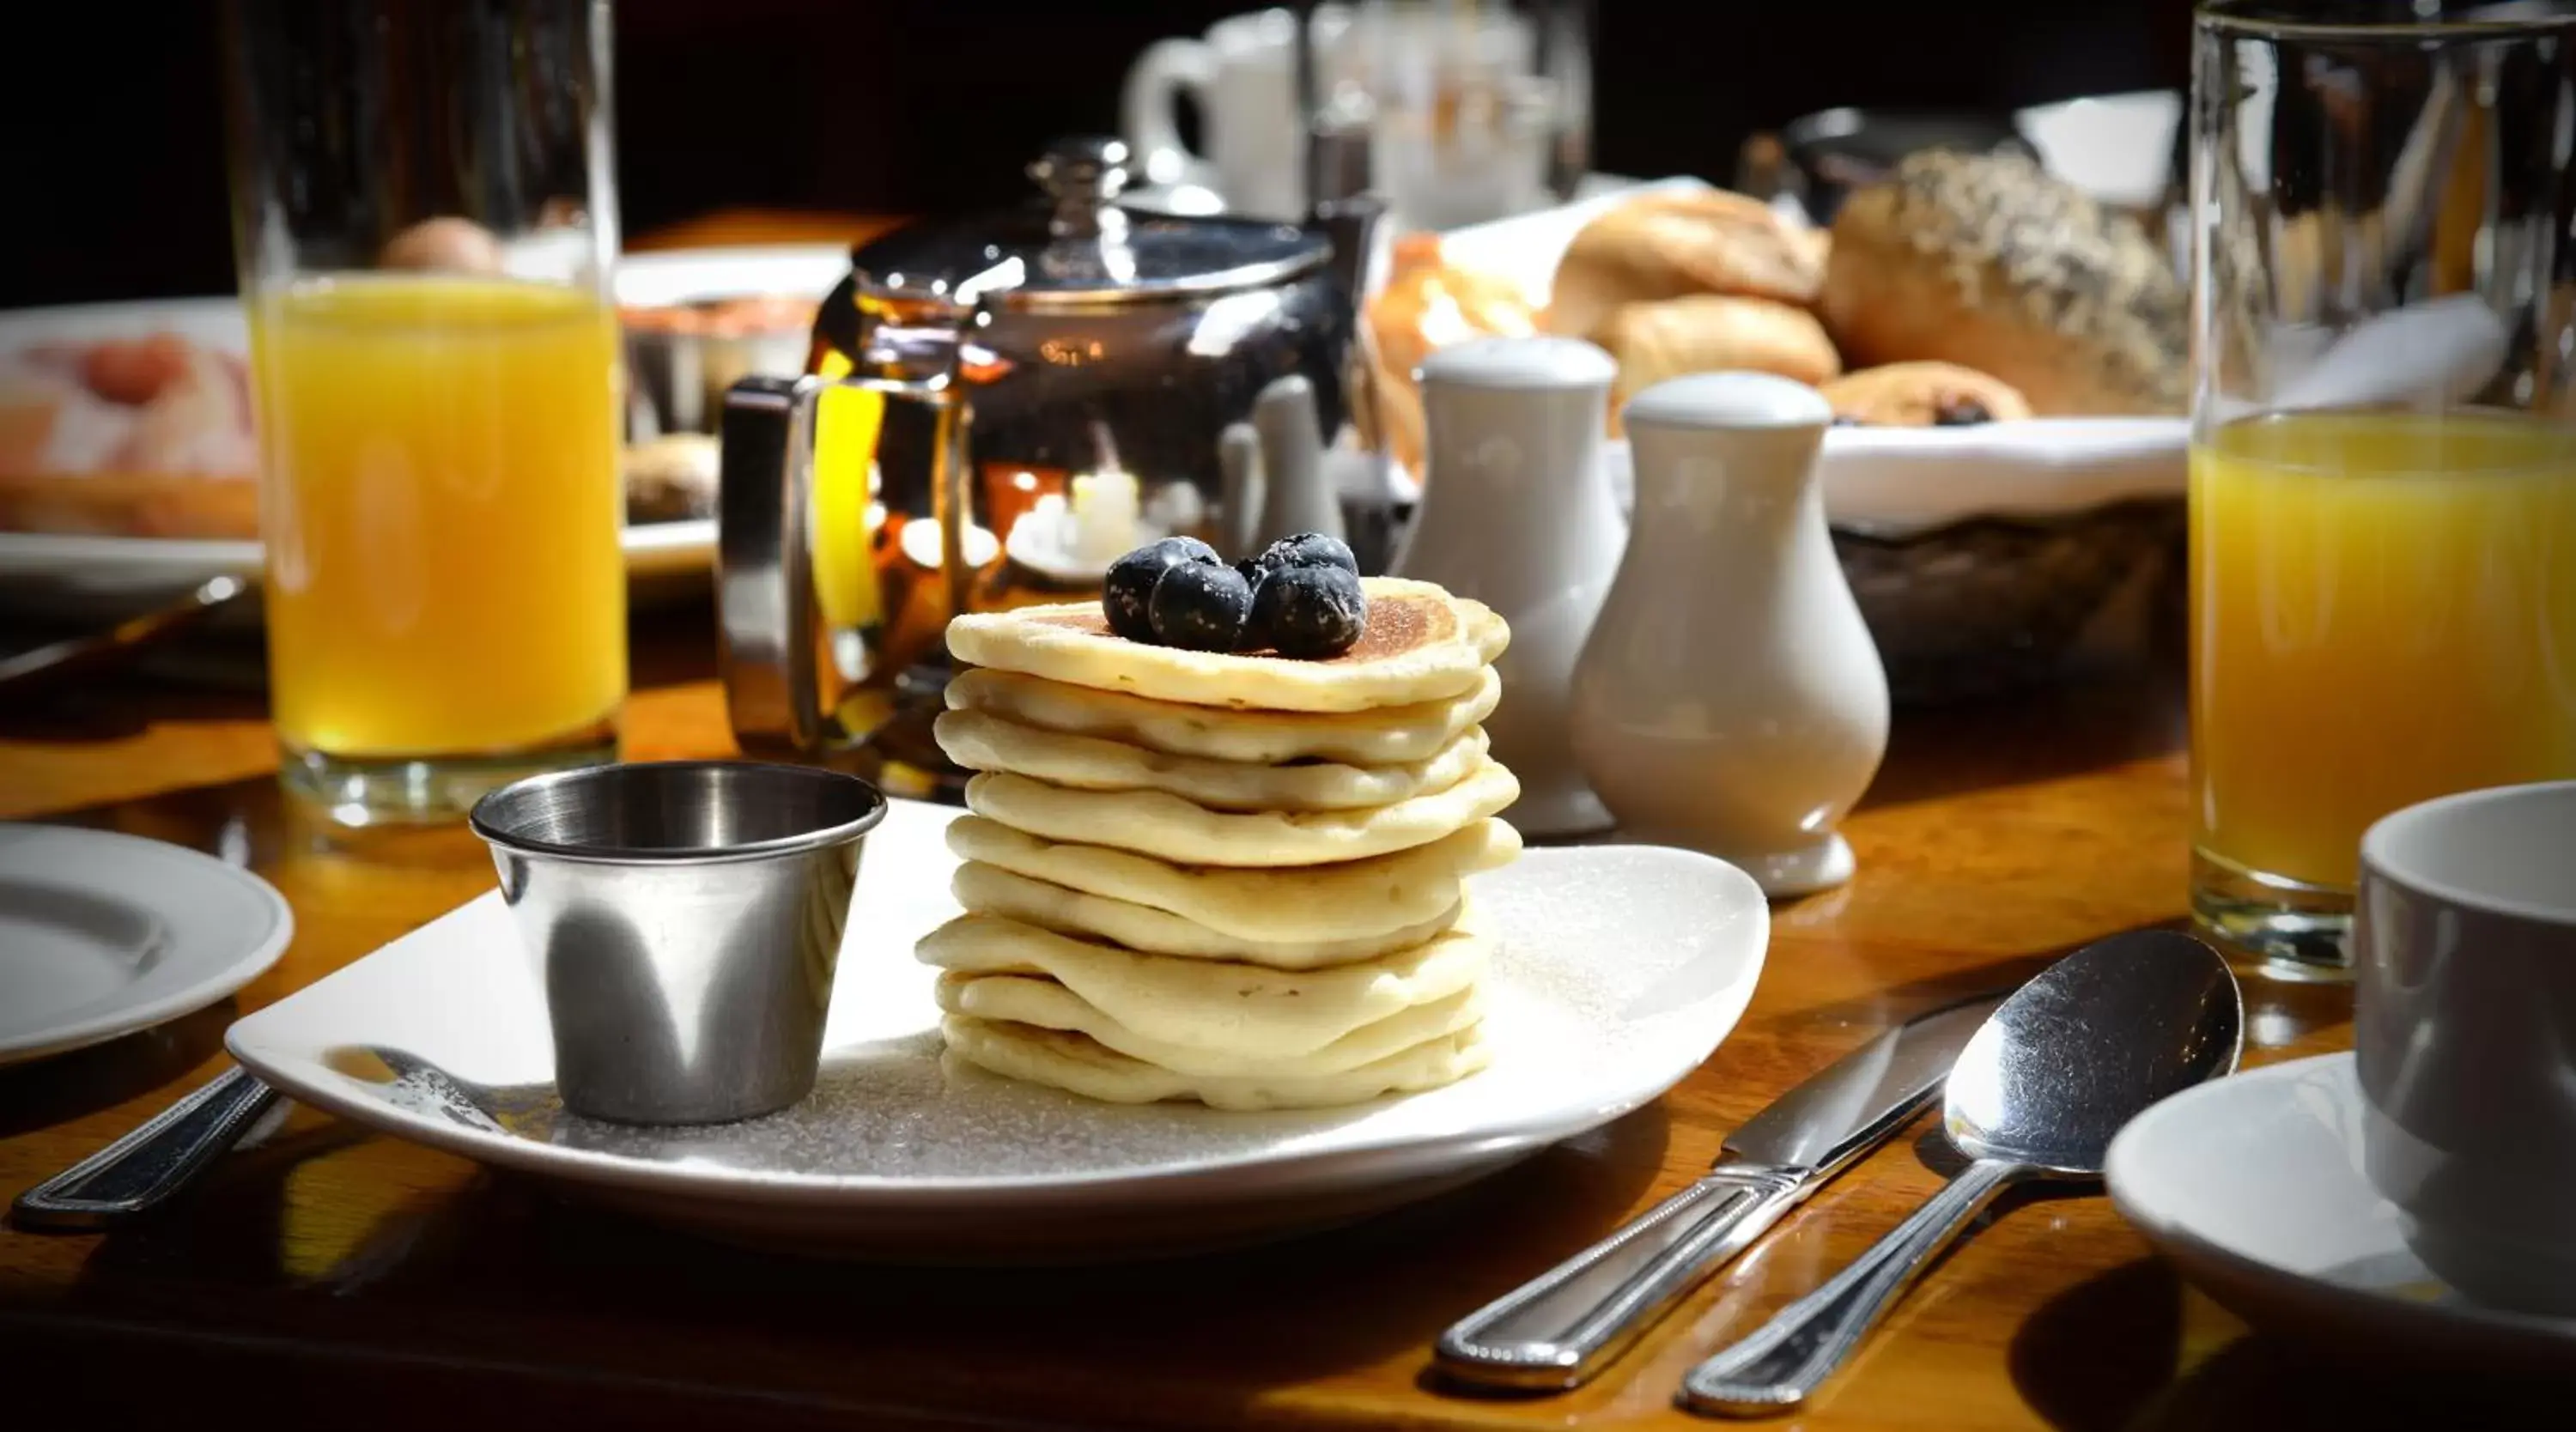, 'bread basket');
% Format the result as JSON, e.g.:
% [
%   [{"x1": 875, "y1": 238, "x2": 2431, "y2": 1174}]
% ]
[
  {"x1": 1604, "y1": 417, "x2": 2189, "y2": 703},
  {"x1": 1832, "y1": 499, "x2": 2183, "y2": 704},
  {"x1": 1395, "y1": 180, "x2": 2192, "y2": 704}
]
